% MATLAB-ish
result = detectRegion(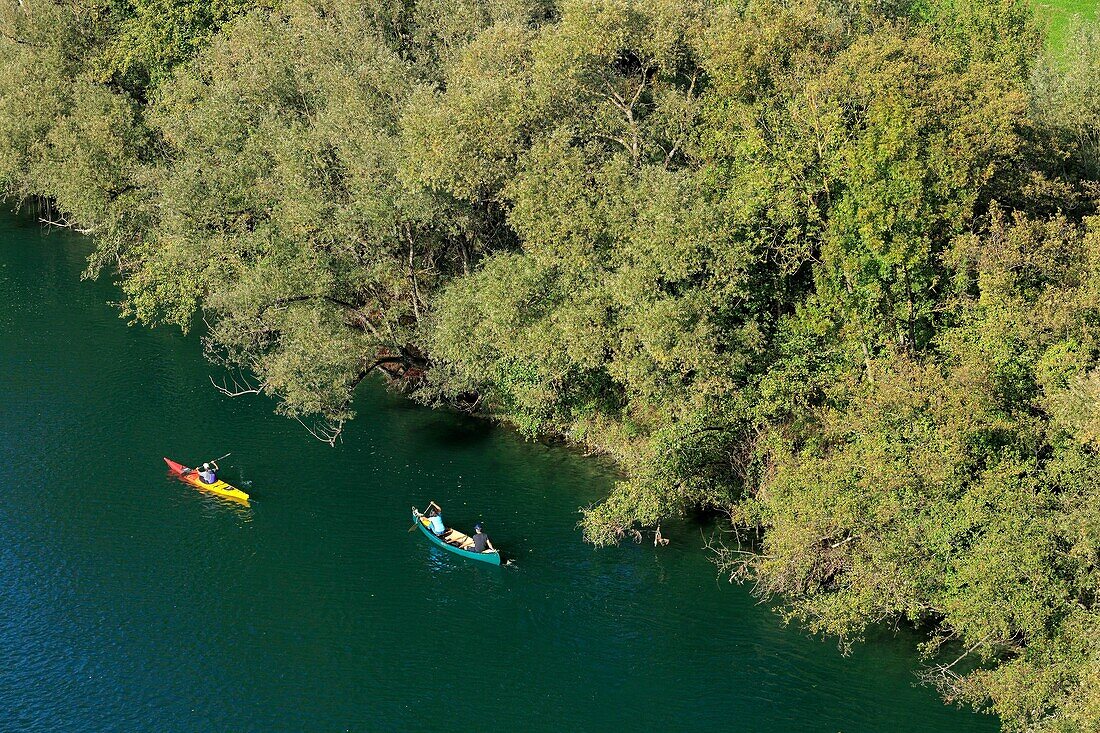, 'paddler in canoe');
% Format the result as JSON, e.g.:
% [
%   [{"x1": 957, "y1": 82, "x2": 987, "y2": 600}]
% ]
[
  {"x1": 412, "y1": 502, "x2": 501, "y2": 565},
  {"x1": 425, "y1": 503, "x2": 446, "y2": 536},
  {"x1": 472, "y1": 523, "x2": 495, "y2": 553}
]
